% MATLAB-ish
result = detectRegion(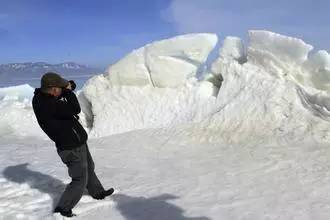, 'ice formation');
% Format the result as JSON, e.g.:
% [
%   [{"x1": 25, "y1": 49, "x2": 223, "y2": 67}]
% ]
[
  {"x1": 81, "y1": 33, "x2": 219, "y2": 137},
  {"x1": 0, "y1": 84, "x2": 34, "y2": 101},
  {"x1": 105, "y1": 33, "x2": 218, "y2": 88},
  {"x1": 0, "y1": 84, "x2": 46, "y2": 137},
  {"x1": 0, "y1": 30, "x2": 329, "y2": 144},
  {"x1": 192, "y1": 30, "x2": 330, "y2": 144},
  {"x1": 81, "y1": 76, "x2": 217, "y2": 137},
  {"x1": 80, "y1": 30, "x2": 330, "y2": 142}
]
